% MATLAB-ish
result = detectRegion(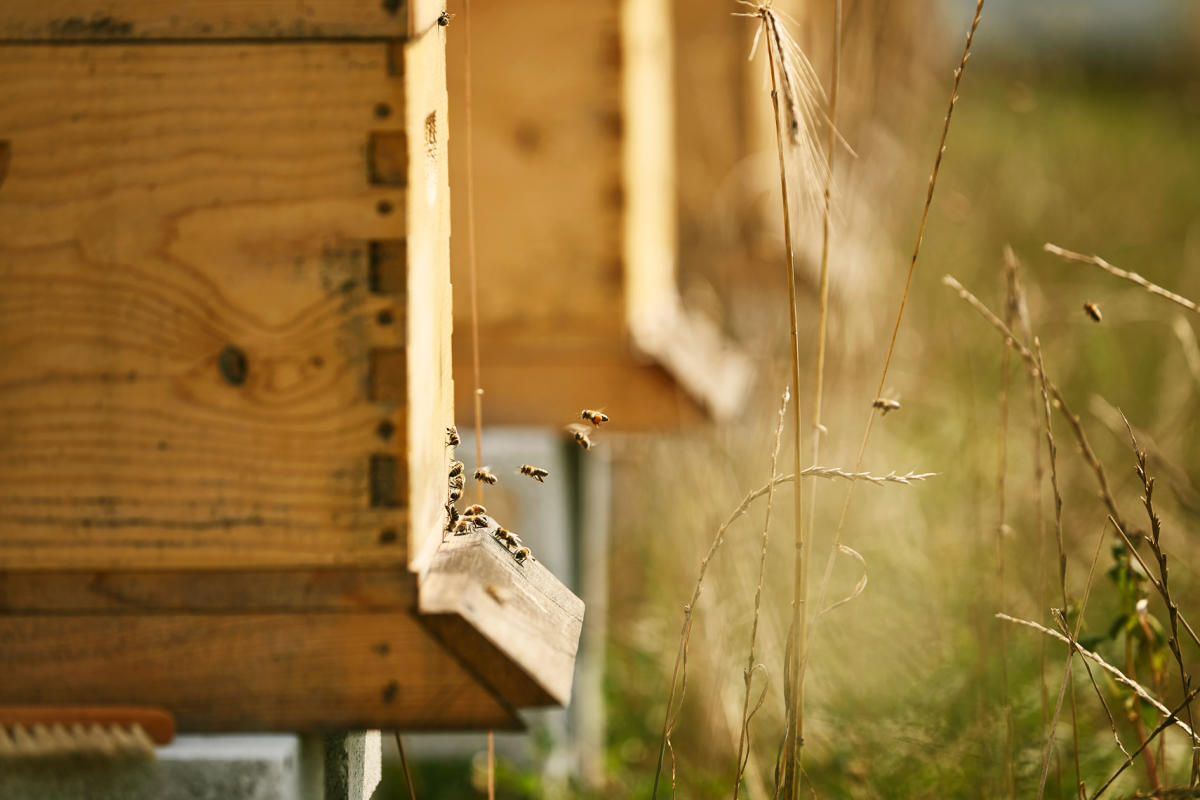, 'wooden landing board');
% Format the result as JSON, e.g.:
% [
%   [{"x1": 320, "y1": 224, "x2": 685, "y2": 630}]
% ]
[
  {"x1": 0, "y1": 612, "x2": 519, "y2": 731},
  {"x1": 0, "y1": 39, "x2": 454, "y2": 571},
  {"x1": 421, "y1": 527, "x2": 585, "y2": 708}
]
